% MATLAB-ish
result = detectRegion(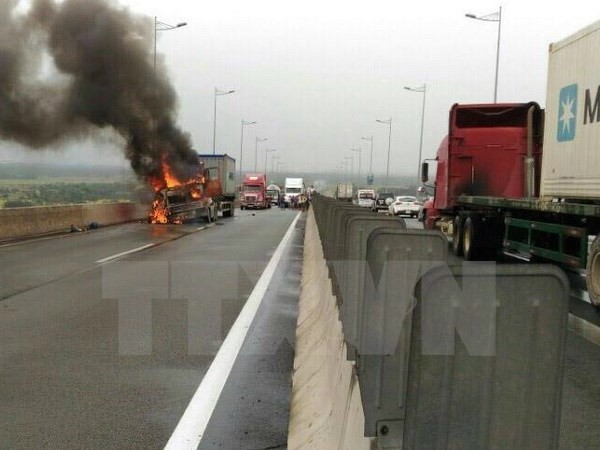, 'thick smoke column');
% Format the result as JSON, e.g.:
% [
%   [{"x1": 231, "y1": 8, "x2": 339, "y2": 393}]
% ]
[{"x1": 0, "y1": 0, "x2": 197, "y2": 180}]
